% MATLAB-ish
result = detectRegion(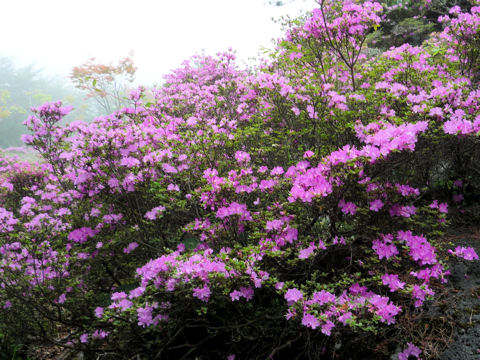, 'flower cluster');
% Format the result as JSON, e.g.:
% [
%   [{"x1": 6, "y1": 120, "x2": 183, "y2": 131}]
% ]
[{"x1": 0, "y1": 2, "x2": 479, "y2": 359}]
